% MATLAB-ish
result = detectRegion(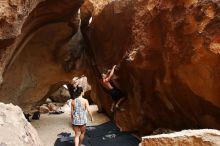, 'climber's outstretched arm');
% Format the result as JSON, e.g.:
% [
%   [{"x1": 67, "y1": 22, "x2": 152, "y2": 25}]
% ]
[{"x1": 104, "y1": 65, "x2": 116, "y2": 82}]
